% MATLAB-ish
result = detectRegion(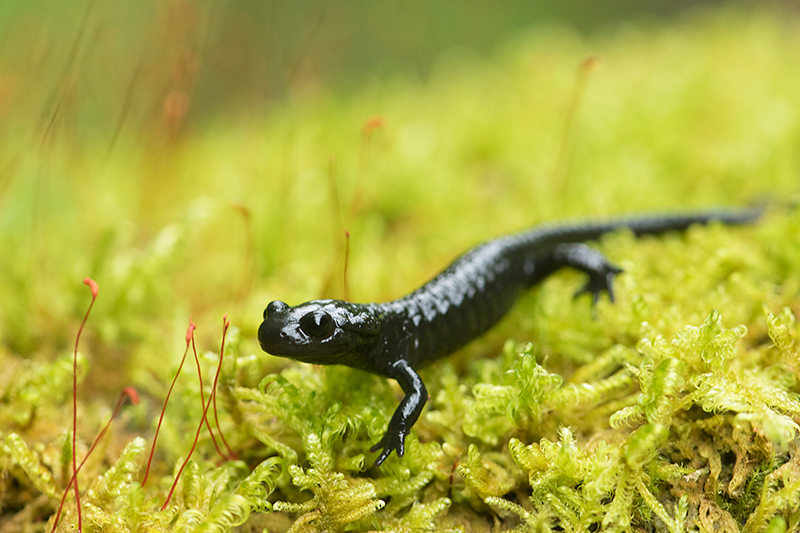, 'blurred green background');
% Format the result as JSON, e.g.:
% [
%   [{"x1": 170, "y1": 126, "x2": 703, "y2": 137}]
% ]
[
  {"x1": 0, "y1": 0, "x2": 732, "y2": 128},
  {"x1": 3, "y1": 1, "x2": 800, "y2": 531}
]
